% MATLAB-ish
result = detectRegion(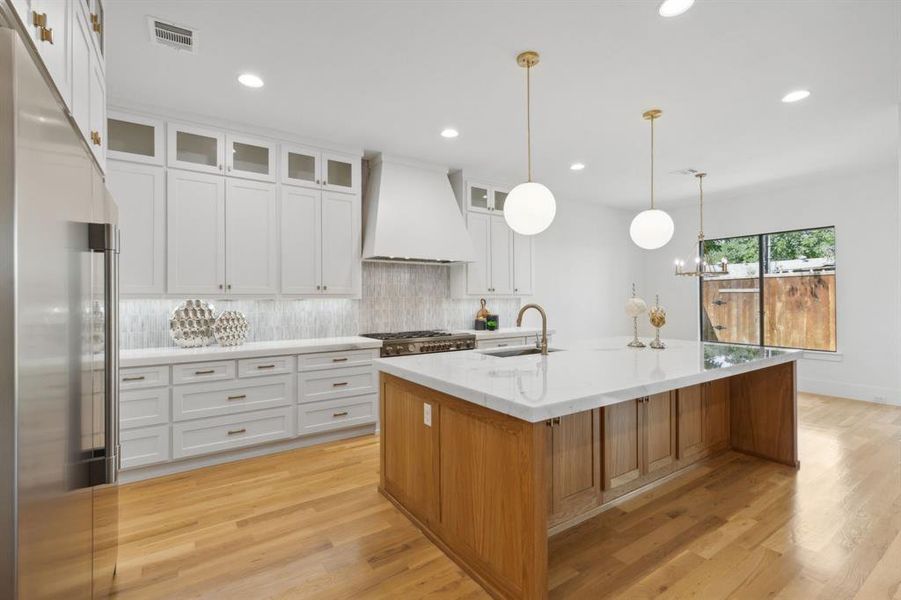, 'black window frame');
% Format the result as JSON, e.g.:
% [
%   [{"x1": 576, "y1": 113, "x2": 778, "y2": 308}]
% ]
[{"x1": 698, "y1": 225, "x2": 837, "y2": 352}]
